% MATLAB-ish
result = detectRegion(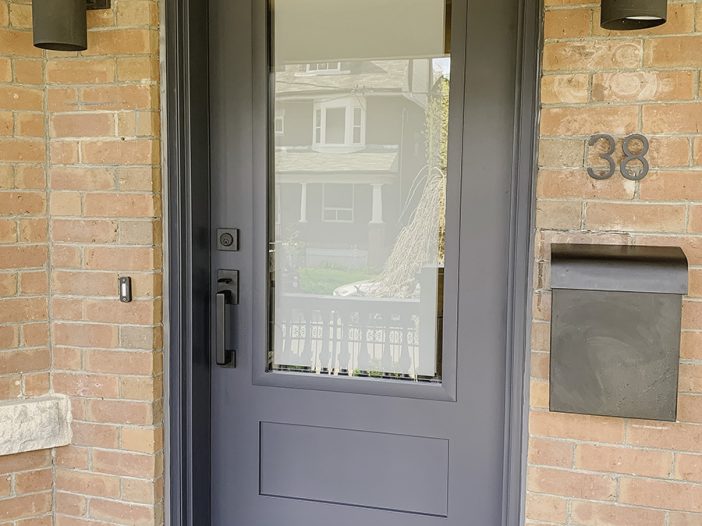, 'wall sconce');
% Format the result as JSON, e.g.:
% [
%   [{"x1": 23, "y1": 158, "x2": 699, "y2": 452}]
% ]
[
  {"x1": 32, "y1": 0, "x2": 111, "y2": 51},
  {"x1": 601, "y1": 0, "x2": 667, "y2": 30}
]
